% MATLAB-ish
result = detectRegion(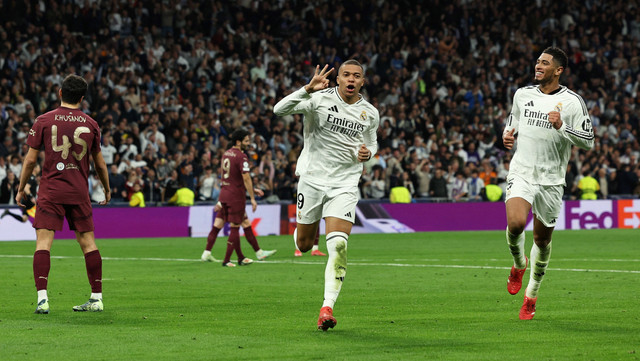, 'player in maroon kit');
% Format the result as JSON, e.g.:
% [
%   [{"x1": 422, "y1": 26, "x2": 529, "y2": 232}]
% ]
[
  {"x1": 200, "y1": 196, "x2": 277, "y2": 263},
  {"x1": 215, "y1": 128, "x2": 262, "y2": 267},
  {"x1": 16, "y1": 74, "x2": 111, "y2": 314}
]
